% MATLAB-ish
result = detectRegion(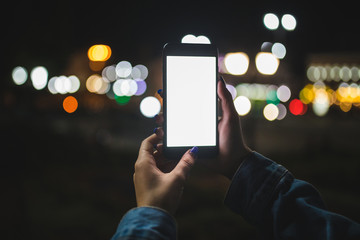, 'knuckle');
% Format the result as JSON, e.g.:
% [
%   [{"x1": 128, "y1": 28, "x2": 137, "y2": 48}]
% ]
[
  {"x1": 134, "y1": 160, "x2": 142, "y2": 171},
  {"x1": 182, "y1": 157, "x2": 194, "y2": 169}
]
